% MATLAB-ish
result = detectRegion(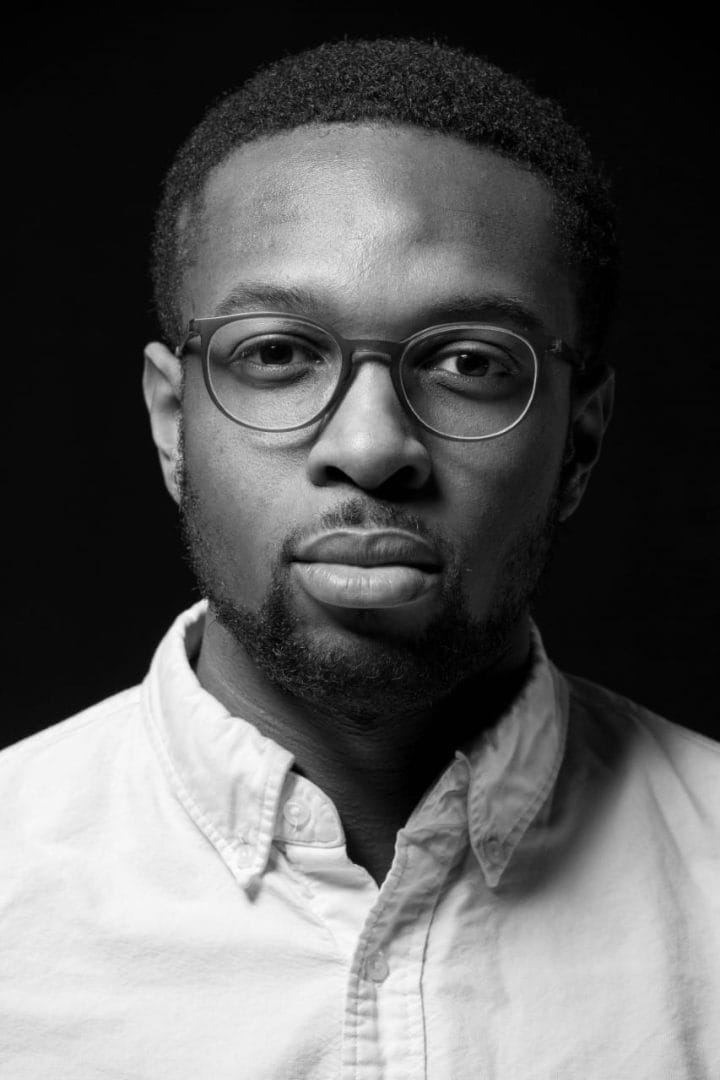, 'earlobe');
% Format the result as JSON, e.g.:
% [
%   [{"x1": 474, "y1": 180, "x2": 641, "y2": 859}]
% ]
[
  {"x1": 558, "y1": 367, "x2": 615, "y2": 522},
  {"x1": 142, "y1": 341, "x2": 184, "y2": 505}
]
